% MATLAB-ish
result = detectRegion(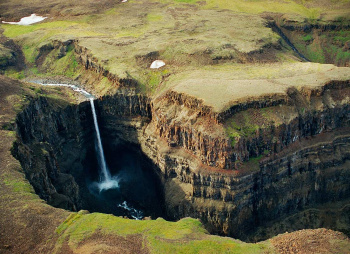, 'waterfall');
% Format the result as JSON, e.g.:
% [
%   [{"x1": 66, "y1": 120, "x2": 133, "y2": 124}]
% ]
[
  {"x1": 35, "y1": 82, "x2": 147, "y2": 218},
  {"x1": 89, "y1": 98, "x2": 119, "y2": 191},
  {"x1": 37, "y1": 82, "x2": 119, "y2": 191},
  {"x1": 89, "y1": 98, "x2": 110, "y2": 181},
  {"x1": 36, "y1": 82, "x2": 145, "y2": 219}
]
